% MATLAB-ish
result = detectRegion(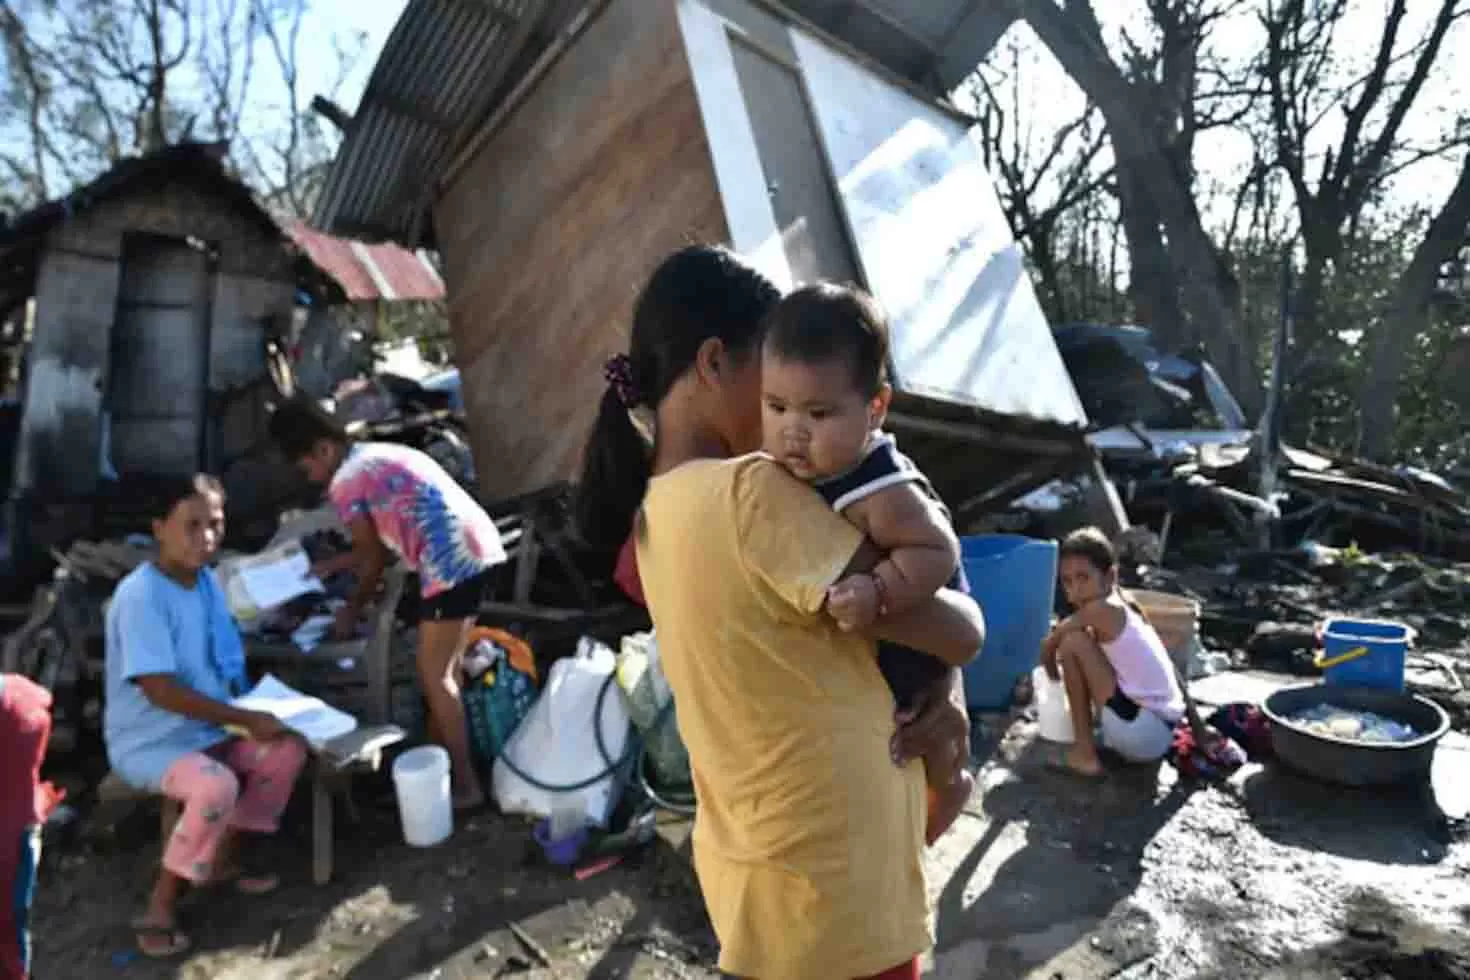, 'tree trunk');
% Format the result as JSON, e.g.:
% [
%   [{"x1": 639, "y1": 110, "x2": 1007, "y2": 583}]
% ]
[
  {"x1": 1018, "y1": 0, "x2": 1261, "y2": 417},
  {"x1": 1115, "y1": 159, "x2": 1186, "y2": 345},
  {"x1": 1357, "y1": 153, "x2": 1470, "y2": 461},
  {"x1": 1029, "y1": 223, "x2": 1068, "y2": 323}
]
